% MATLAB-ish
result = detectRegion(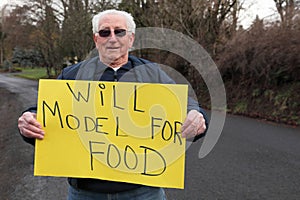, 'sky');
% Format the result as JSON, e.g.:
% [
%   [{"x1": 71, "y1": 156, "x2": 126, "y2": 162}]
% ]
[
  {"x1": 1, "y1": 0, "x2": 278, "y2": 28},
  {"x1": 239, "y1": 0, "x2": 279, "y2": 28},
  {"x1": 0, "y1": 0, "x2": 20, "y2": 7}
]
